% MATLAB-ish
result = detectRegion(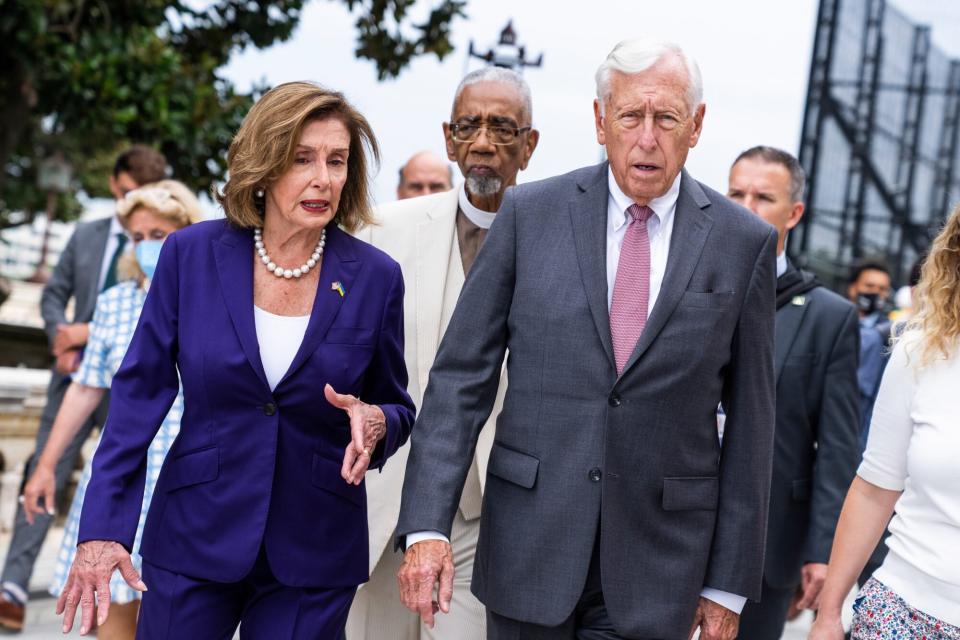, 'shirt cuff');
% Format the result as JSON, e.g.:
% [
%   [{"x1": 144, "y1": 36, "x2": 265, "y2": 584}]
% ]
[
  {"x1": 700, "y1": 588, "x2": 747, "y2": 614},
  {"x1": 405, "y1": 530, "x2": 450, "y2": 547}
]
